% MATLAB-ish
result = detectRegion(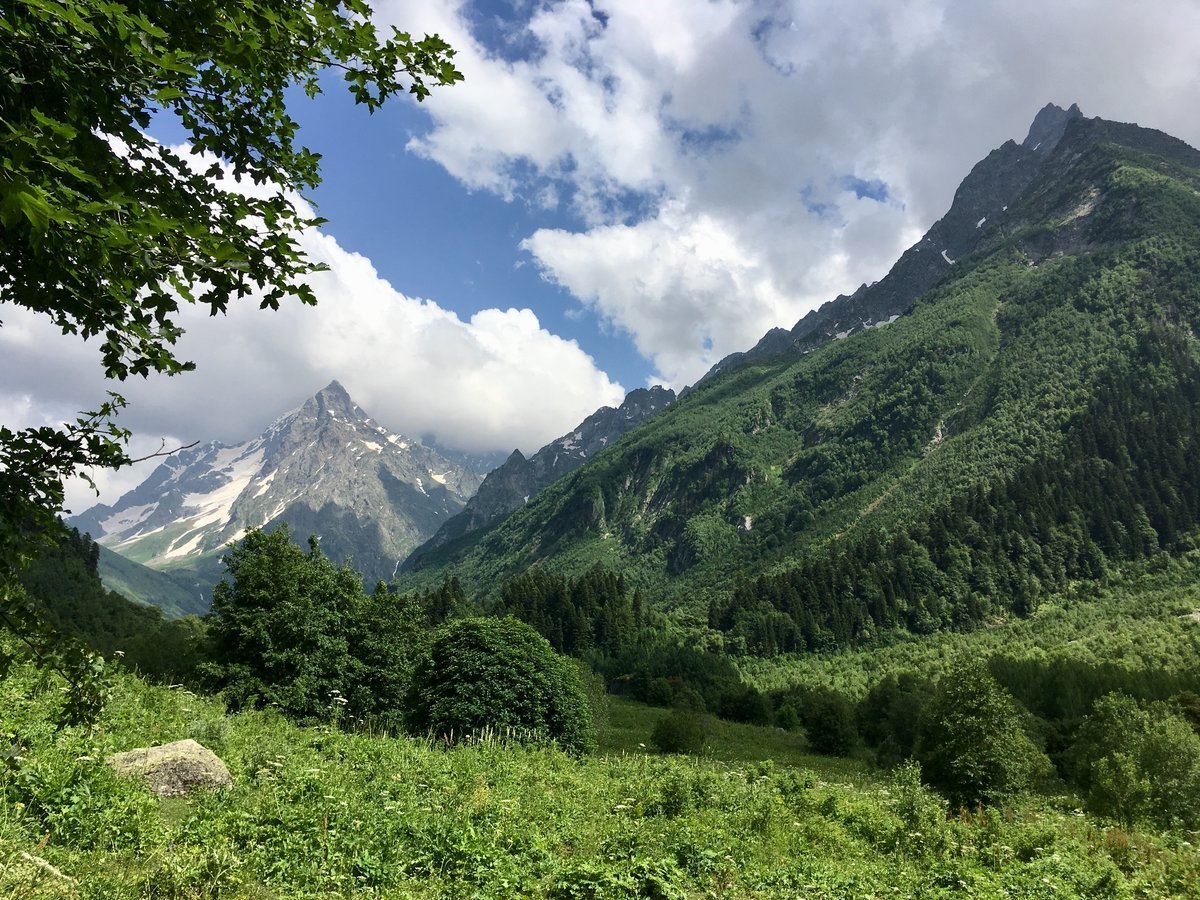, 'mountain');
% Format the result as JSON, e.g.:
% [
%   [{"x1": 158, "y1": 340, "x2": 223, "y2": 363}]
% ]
[
  {"x1": 698, "y1": 103, "x2": 1085, "y2": 386},
  {"x1": 394, "y1": 105, "x2": 1200, "y2": 654},
  {"x1": 17, "y1": 528, "x2": 203, "y2": 678},
  {"x1": 72, "y1": 381, "x2": 487, "y2": 606},
  {"x1": 404, "y1": 385, "x2": 675, "y2": 571}
]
